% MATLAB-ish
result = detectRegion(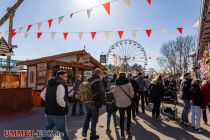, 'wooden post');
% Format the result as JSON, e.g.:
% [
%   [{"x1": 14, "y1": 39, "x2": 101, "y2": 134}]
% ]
[{"x1": 7, "y1": 15, "x2": 14, "y2": 72}]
